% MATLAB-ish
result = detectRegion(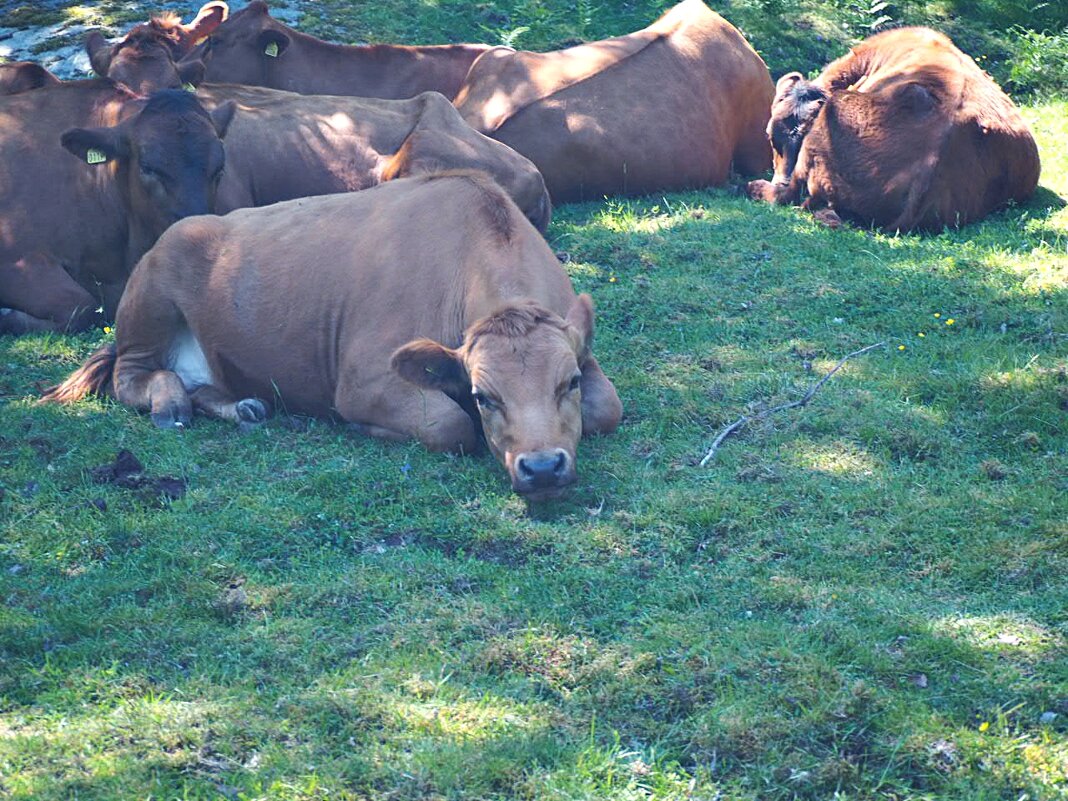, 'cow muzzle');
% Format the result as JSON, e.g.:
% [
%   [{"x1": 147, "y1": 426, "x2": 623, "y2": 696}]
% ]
[{"x1": 512, "y1": 448, "x2": 575, "y2": 498}]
